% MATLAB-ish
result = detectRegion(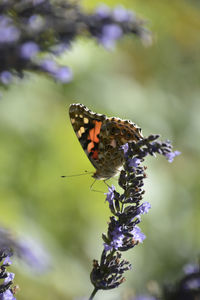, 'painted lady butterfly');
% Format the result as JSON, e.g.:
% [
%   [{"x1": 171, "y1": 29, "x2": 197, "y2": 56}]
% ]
[{"x1": 69, "y1": 103, "x2": 143, "y2": 180}]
